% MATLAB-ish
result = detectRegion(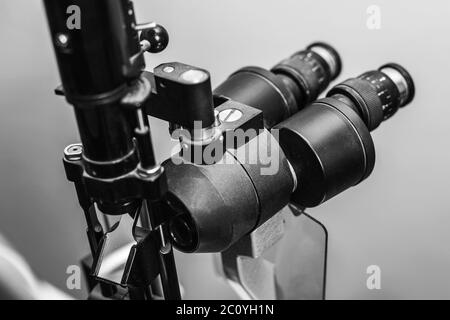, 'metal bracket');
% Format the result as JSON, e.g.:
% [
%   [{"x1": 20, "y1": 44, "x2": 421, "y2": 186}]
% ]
[
  {"x1": 91, "y1": 211, "x2": 160, "y2": 288},
  {"x1": 217, "y1": 203, "x2": 328, "y2": 300}
]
